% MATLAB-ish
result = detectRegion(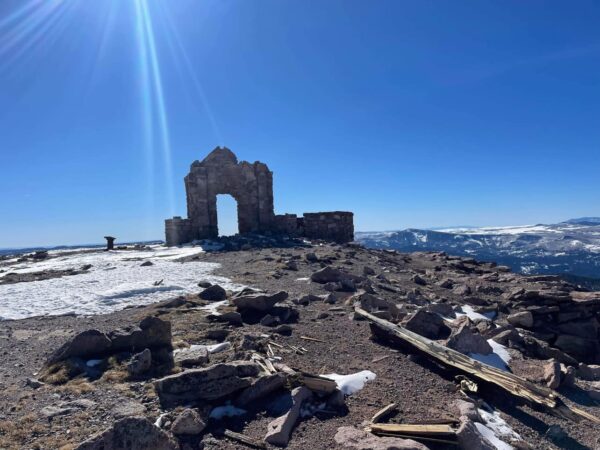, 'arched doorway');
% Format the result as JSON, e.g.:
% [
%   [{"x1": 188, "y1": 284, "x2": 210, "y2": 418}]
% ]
[{"x1": 216, "y1": 194, "x2": 239, "y2": 236}]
